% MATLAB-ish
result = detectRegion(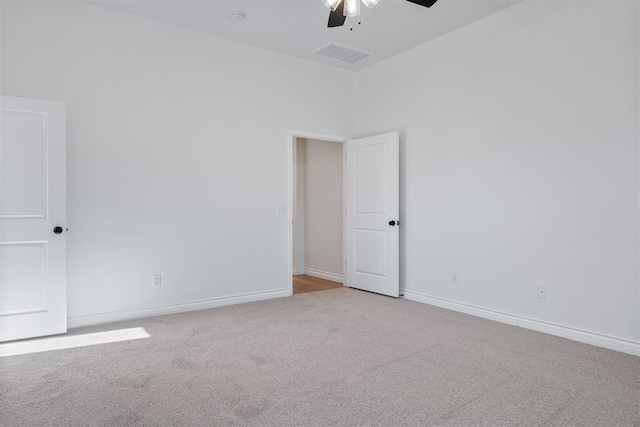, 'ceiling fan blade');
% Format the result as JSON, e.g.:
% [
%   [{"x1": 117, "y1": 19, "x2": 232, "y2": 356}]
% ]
[
  {"x1": 328, "y1": 1, "x2": 346, "y2": 28},
  {"x1": 406, "y1": 0, "x2": 438, "y2": 7}
]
